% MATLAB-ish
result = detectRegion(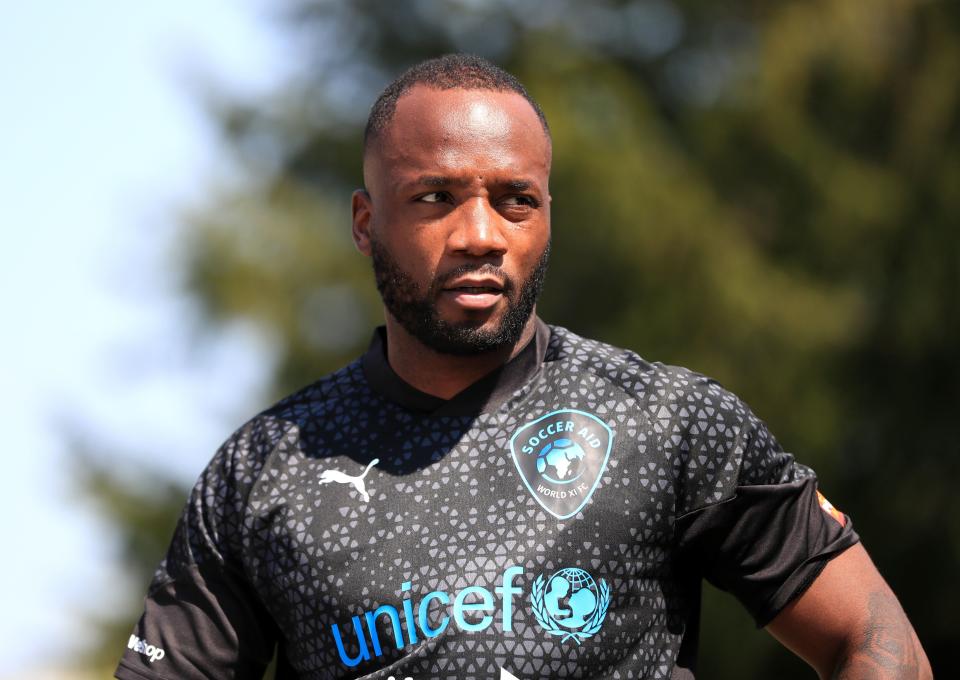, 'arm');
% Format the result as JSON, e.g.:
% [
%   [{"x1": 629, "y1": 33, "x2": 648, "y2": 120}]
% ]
[
  {"x1": 766, "y1": 543, "x2": 931, "y2": 679},
  {"x1": 115, "y1": 422, "x2": 277, "y2": 680}
]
